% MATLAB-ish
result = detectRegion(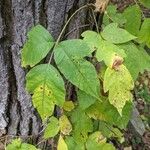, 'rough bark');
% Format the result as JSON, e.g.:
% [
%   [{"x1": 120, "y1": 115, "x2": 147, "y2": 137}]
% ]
[{"x1": 0, "y1": 0, "x2": 93, "y2": 146}]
